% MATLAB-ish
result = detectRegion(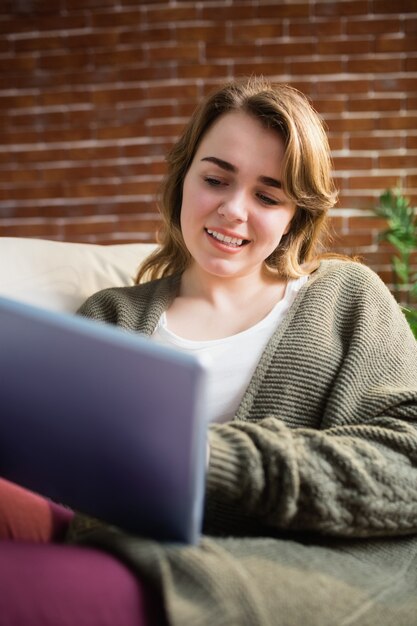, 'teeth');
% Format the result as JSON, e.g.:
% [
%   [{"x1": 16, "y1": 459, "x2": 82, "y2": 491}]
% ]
[{"x1": 207, "y1": 229, "x2": 244, "y2": 246}]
